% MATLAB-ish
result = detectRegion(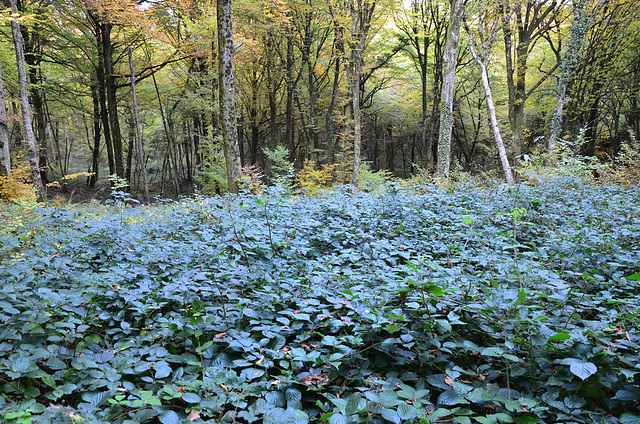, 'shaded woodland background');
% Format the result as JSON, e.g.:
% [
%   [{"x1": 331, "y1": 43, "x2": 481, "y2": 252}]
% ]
[{"x1": 1, "y1": 0, "x2": 639, "y2": 200}]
